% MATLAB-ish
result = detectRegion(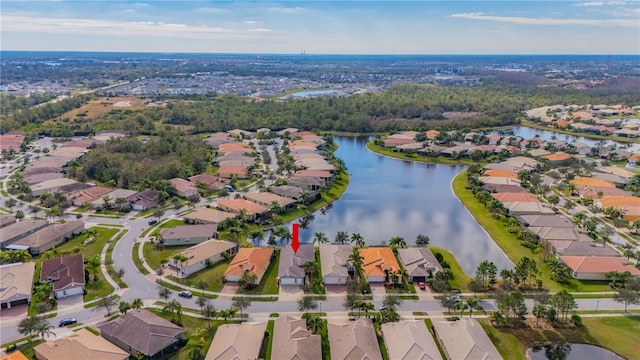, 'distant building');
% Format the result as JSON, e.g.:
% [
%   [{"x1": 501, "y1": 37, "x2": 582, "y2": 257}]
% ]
[{"x1": 159, "y1": 224, "x2": 217, "y2": 246}]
